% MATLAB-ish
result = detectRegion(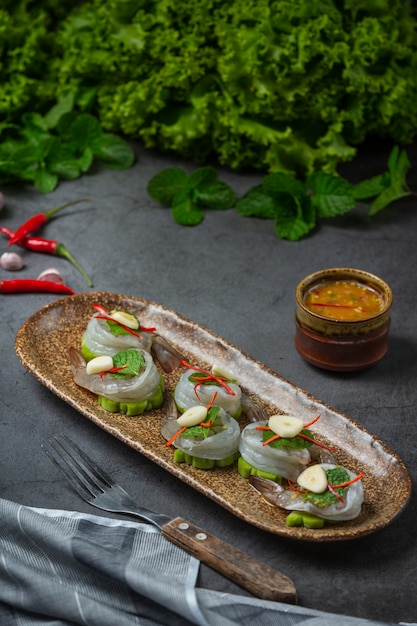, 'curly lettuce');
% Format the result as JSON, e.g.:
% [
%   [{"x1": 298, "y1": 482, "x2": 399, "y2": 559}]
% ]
[{"x1": 2, "y1": 0, "x2": 417, "y2": 176}]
